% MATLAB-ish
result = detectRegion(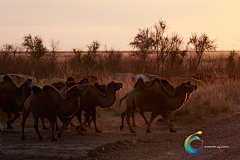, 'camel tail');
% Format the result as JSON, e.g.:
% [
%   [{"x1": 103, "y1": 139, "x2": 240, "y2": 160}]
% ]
[{"x1": 119, "y1": 93, "x2": 128, "y2": 106}]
